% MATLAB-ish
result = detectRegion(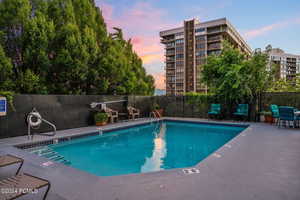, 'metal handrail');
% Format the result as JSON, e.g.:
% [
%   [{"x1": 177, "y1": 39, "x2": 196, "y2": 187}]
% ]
[
  {"x1": 27, "y1": 114, "x2": 56, "y2": 140},
  {"x1": 149, "y1": 111, "x2": 160, "y2": 123}
]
